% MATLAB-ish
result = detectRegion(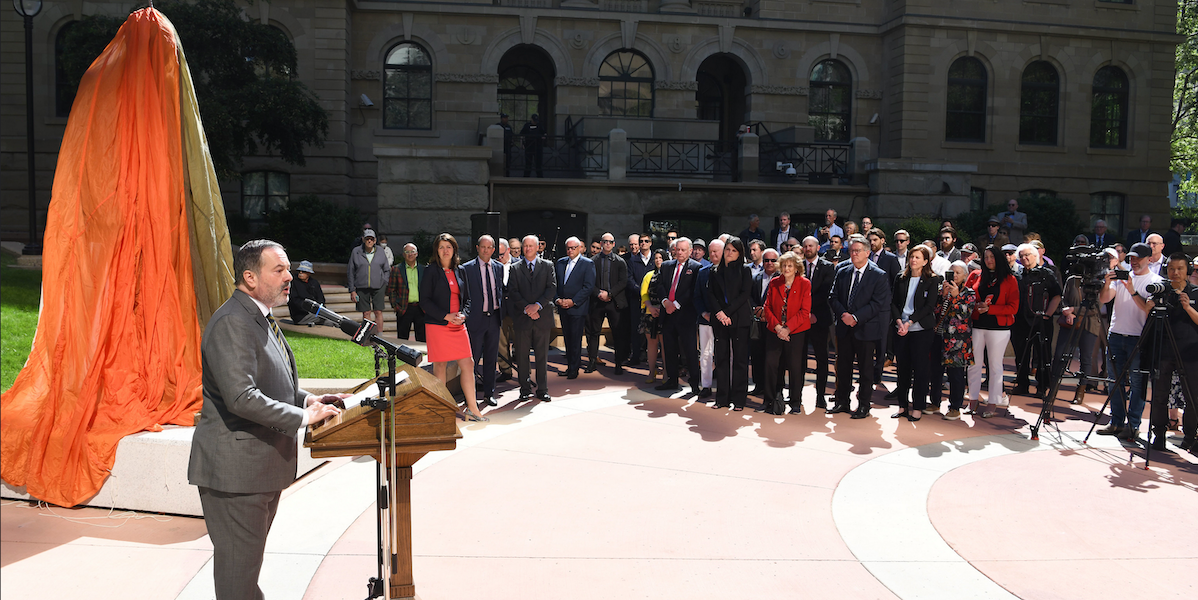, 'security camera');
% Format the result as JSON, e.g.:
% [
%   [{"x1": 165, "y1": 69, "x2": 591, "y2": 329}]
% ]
[
  {"x1": 776, "y1": 162, "x2": 797, "y2": 177},
  {"x1": 359, "y1": 94, "x2": 374, "y2": 107},
  {"x1": 869, "y1": 113, "x2": 879, "y2": 124}
]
